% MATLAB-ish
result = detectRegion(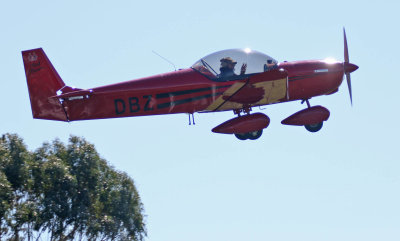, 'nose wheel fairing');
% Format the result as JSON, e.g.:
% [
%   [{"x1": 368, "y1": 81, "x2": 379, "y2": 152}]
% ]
[
  {"x1": 281, "y1": 106, "x2": 330, "y2": 126},
  {"x1": 281, "y1": 102, "x2": 330, "y2": 133}
]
